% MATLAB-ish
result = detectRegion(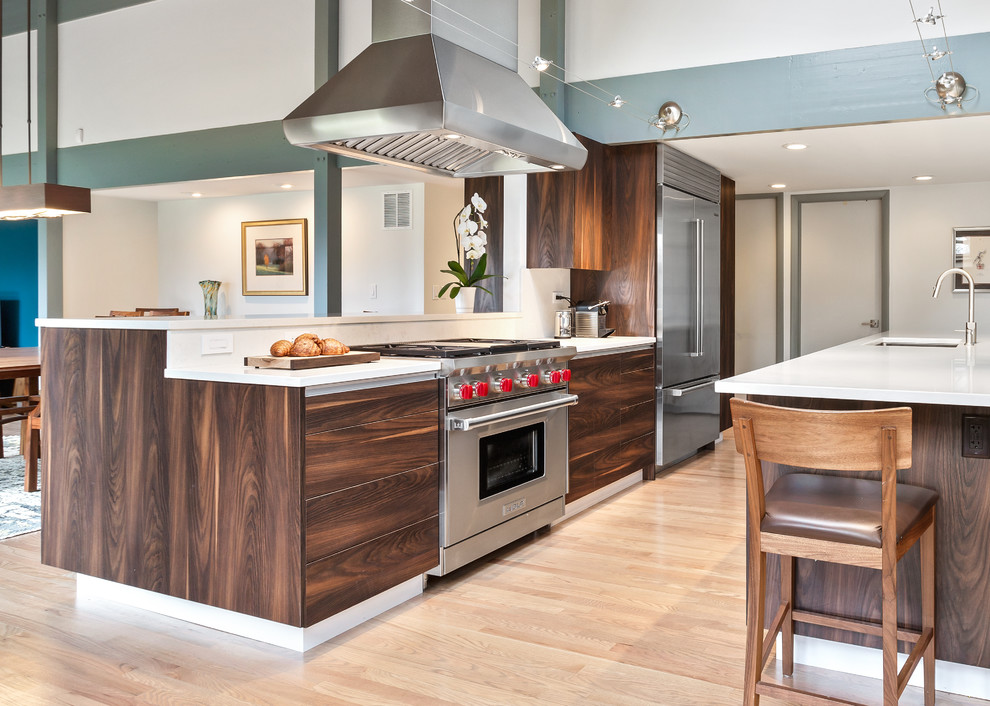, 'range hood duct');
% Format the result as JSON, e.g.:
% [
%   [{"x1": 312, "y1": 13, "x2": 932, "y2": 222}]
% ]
[{"x1": 282, "y1": 33, "x2": 587, "y2": 178}]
